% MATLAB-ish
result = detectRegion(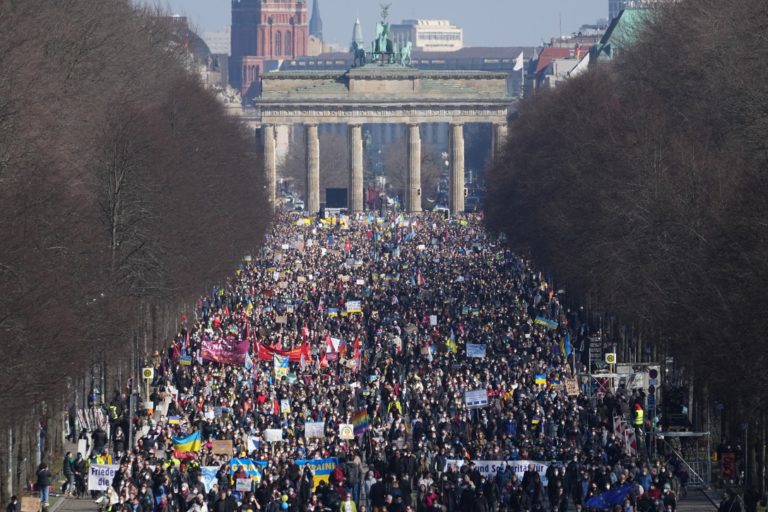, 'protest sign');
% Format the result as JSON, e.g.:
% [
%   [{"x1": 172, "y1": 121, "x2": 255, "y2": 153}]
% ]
[
  {"x1": 200, "y1": 467, "x2": 219, "y2": 492},
  {"x1": 236, "y1": 479, "x2": 252, "y2": 492},
  {"x1": 464, "y1": 389, "x2": 488, "y2": 408},
  {"x1": 339, "y1": 423, "x2": 354, "y2": 440},
  {"x1": 211, "y1": 440, "x2": 233, "y2": 455},
  {"x1": 444, "y1": 460, "x2": 550, "y2": 485},
  {"x1": 264, "y1": 429, "x2": 283, "y2": 442},
  {"x1": 466, "y1": 343, "x2": 487, "y2": 358},
  {"x1": 88, "y1": 464, "x2": 119, "y2": 491},
  {"x1": 305, "y1": 421, "x2": 325, "y2": 438},
  {"x1": 565, "y1": 377, "x2": 579, "y2": 396},
  {"x1": 280, "y1": 399, "x2": 291, "y2": 414}
]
